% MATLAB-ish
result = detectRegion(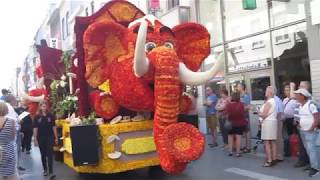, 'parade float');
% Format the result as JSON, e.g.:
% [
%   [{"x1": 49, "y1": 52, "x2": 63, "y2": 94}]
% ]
[{"x1": 26, "y1": 0, "x2": 224, "y2": 175}]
